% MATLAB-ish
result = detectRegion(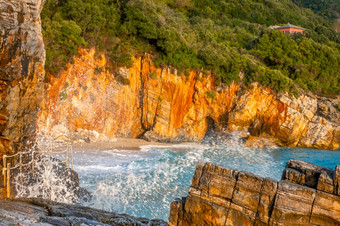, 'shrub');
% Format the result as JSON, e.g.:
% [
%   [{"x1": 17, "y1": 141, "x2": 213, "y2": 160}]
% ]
[
  {"x1": 149, "y1": 72, "x2": 157, "y2": 79},
  {"x1": 206, "y1": 91, "x2": 216, "y2": 99}
]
